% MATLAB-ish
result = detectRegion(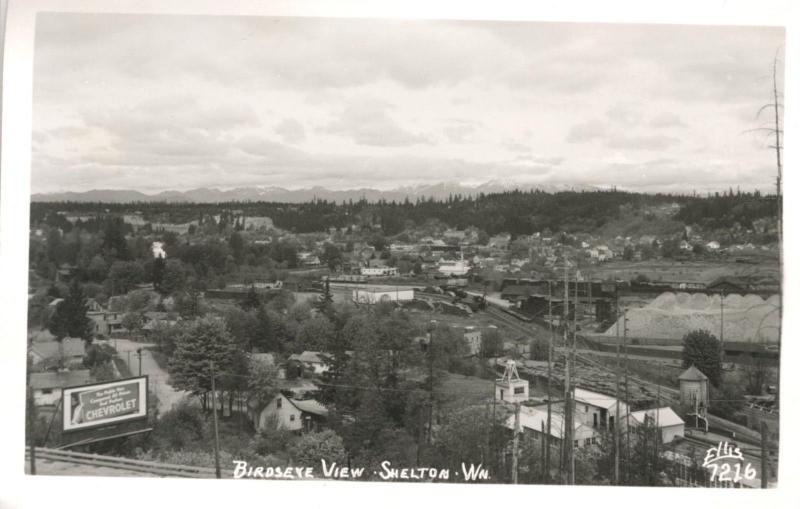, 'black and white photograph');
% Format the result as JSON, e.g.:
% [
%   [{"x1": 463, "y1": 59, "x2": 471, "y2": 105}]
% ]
[{"x1": 1, "y1": 1, "x2": 798, "y2": 507}]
